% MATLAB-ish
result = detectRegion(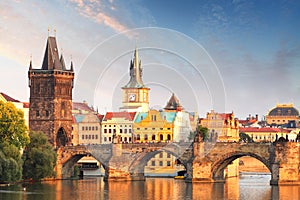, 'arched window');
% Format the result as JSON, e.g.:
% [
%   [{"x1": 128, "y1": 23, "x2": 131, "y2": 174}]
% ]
[
  {"x1": 152, "y1": 135, "x2": 156, "y2": 141},
  {"x1": 160, "y1": 134, "x2": 163, "y2": 141},
  {"x1": 167, "y1": 134, "x2": 171, "y2": 141},
  {"x1": 144, "y1": 134, "x2": 148, "y2": 141},
  {"x1": 56, "y1": 127, "x2": 68, "y2": 147},
  {"x1": 136, "y1": 134, "x2": 140, "y2": 141}
]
